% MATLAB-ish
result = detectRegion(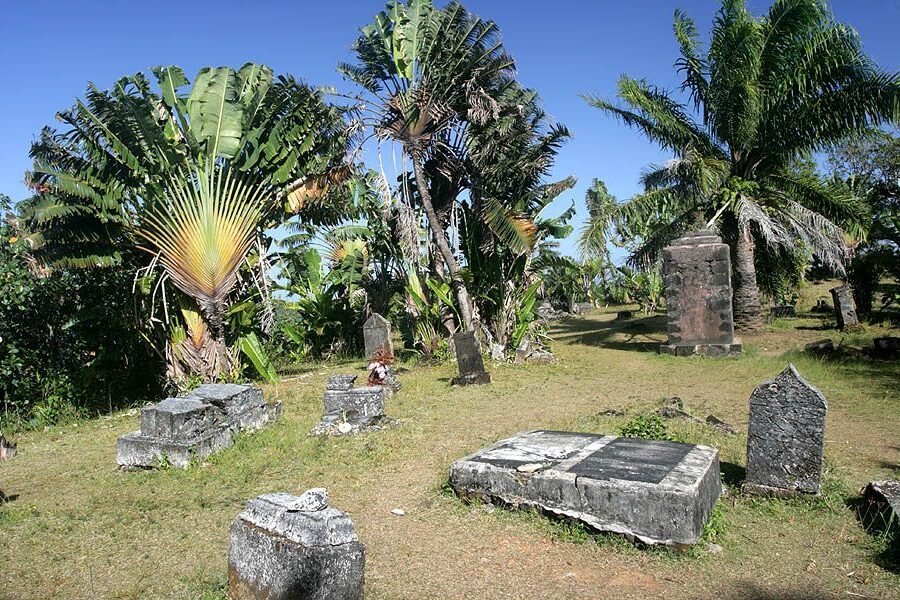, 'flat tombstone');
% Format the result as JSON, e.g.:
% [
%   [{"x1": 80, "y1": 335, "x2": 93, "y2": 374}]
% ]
[
  {"x1": 452, "y1": 331, "x2": 491, "y2": 385},
  {"x1": 363, "y1": 313, "x2": 392, "y2": 360},
  {"x1": 228, "y1": 490, "x2": 365, "y2": 600},
  {"x1": 829, "y1": 285, "x2": 859, "y2": 330},
  {"x1": 659, "y1": 230, "x2": 741, "y2": 356},
  {"x1": 449, "y1": 430, "x2": 721, "y2": 546},
  {"x1": 744, "y1": 364, "x2": 827, "y2": 496}
]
